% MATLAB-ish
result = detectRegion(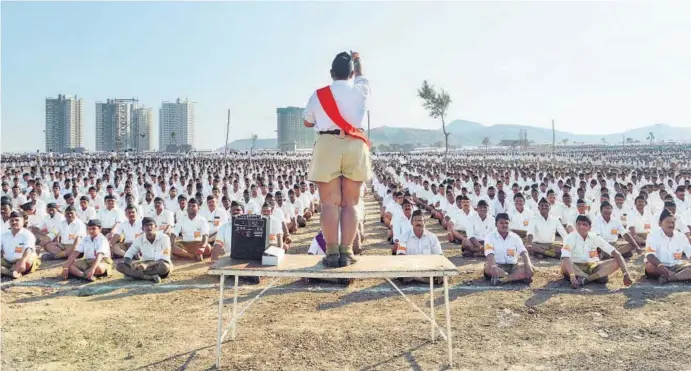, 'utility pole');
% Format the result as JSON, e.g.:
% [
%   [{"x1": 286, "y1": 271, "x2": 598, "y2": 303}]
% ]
[
  {"x1": 551, "y1": 119, "x2": 555, "y2": 159},
  {"x1": 224, "y1": 109, "x2": 231, "y2": 156}
]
